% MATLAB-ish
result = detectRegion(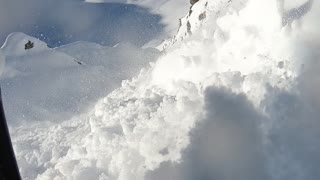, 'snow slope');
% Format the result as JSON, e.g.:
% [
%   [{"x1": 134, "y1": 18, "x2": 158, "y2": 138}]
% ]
[
  {"x1": 6, "y1": 0, "x2": 320, "y2": 180},
  {"x1": 1, "y1": 32, "x2": 160, "y2": 126},
  {"x1": 85, "y1": 0, "x2": 190, "y2": 37},
  {"x1": 0, "y1": 1, "x2": 164, "y2": 47}
]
